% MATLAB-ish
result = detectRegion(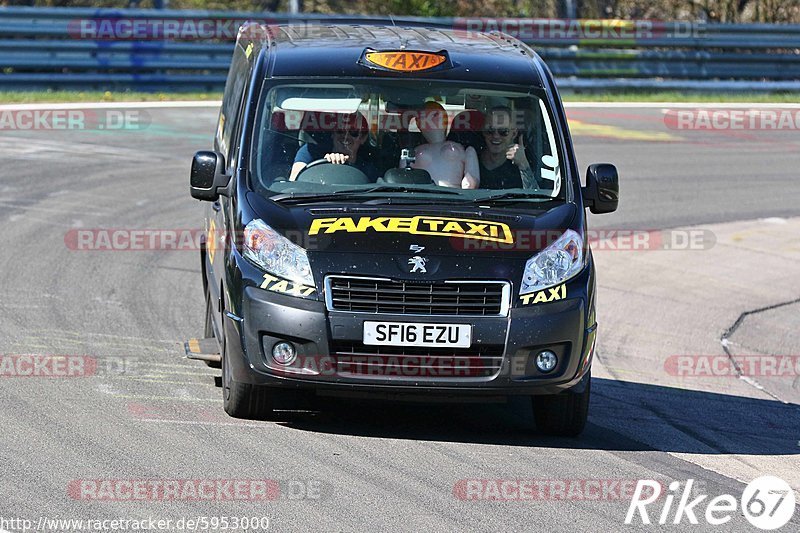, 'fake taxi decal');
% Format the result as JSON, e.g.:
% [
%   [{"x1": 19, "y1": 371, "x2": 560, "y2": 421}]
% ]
[
  {"x1": 362, "y1": 50, "x2": 448, "y2": 72},
  {"x1": 308, "y1": 216, "x2": 513, "y2": 244},
  {"x1": 260, "y1": 274, "x2": 315, "y2": 298},
  {"x1": 520, "y1": 284, "x2": 566, "y2": 305}
]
